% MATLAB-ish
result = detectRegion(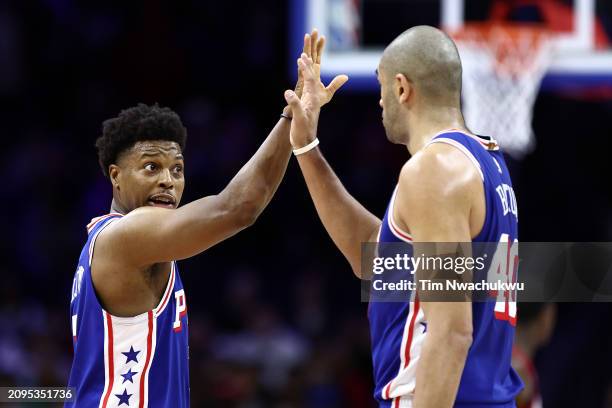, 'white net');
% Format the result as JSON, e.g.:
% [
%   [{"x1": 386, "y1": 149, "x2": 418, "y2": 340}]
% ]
[{"x1": 453, "y1": 25, "x2": 554, "y2": 158}]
